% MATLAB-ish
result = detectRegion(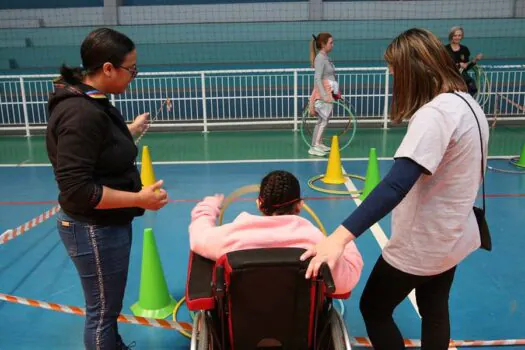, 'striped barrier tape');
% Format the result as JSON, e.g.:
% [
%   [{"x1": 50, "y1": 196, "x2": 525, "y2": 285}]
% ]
[
  {"x1": 0, "y1": 205, "x2": 61, "y2": 245},
  {"x1": 1, "y1": 292, "x2": 523, "y2": 346},
  {"x1": 498, "y1": 93, "x2": 525, "y2": 113},
  {"x1": 0, "y1": 292, "x2": 192, "y2": 333},
  {"x1": 351, "y1": 336, "x2": 525, "y2": 347}
]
